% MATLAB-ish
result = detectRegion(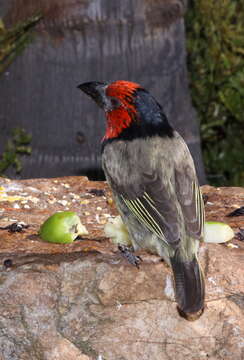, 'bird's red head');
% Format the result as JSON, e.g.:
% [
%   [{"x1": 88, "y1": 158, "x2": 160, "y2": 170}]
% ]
[
  {"x1": 105, "y1": 81, "x2": 141, "y2": 140},
  {"x1": 106, "y1": 80, "x2": 140, "y2": 100},
  {"x1": 78, "y1": 80, "x2": 141, "y2": 140},
  {"x1": 78, "y1": 80, "x2": 173, "y2": 142}
]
